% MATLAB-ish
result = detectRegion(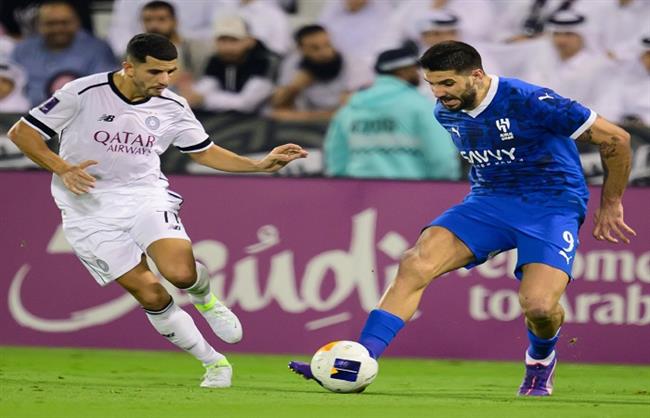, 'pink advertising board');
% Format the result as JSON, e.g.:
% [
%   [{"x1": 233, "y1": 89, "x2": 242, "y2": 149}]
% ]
[{"x1": 1, "y1": 172, "x2": 648, "y2": 363}]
